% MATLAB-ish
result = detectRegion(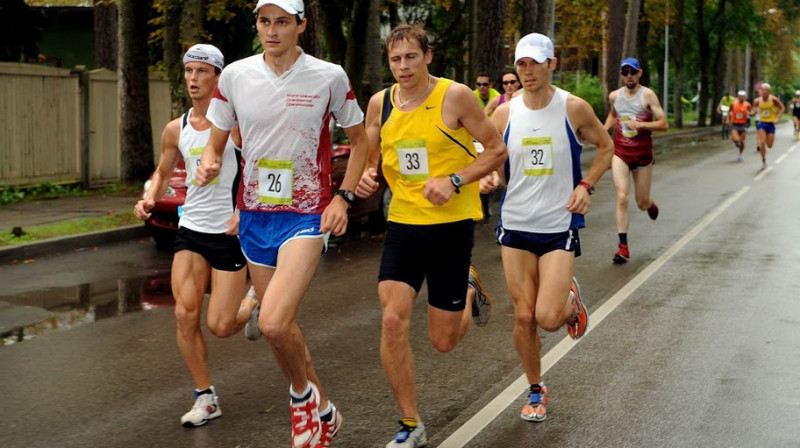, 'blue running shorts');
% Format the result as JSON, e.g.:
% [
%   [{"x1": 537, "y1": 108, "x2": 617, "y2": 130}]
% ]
[
  {"x1": 496, "y1": 227, "x2": 582, "y2": 257},
  {"x1": 238, "y1": 210, "x2": 329, "y2": 268},
  {"x1": 757, "y1": 122, "x2": 776, "y2": 134}
]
